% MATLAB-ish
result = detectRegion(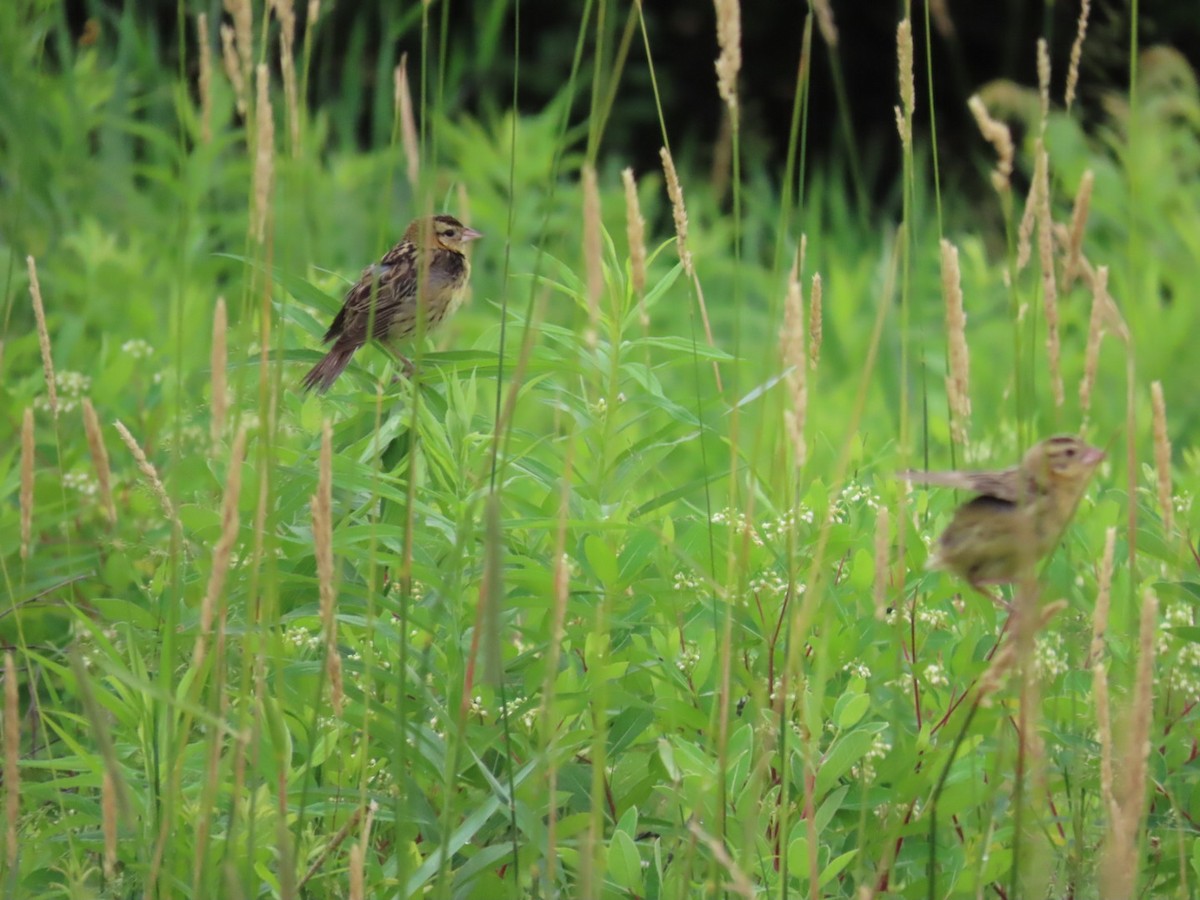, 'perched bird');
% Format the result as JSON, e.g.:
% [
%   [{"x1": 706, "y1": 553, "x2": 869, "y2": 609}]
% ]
[
  {"x1": 302, "y1": 214, "x2": 481, "y2": 393},
  {"x1": 900, "y1": 435, "x2": 1105, "y2": 597}
]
